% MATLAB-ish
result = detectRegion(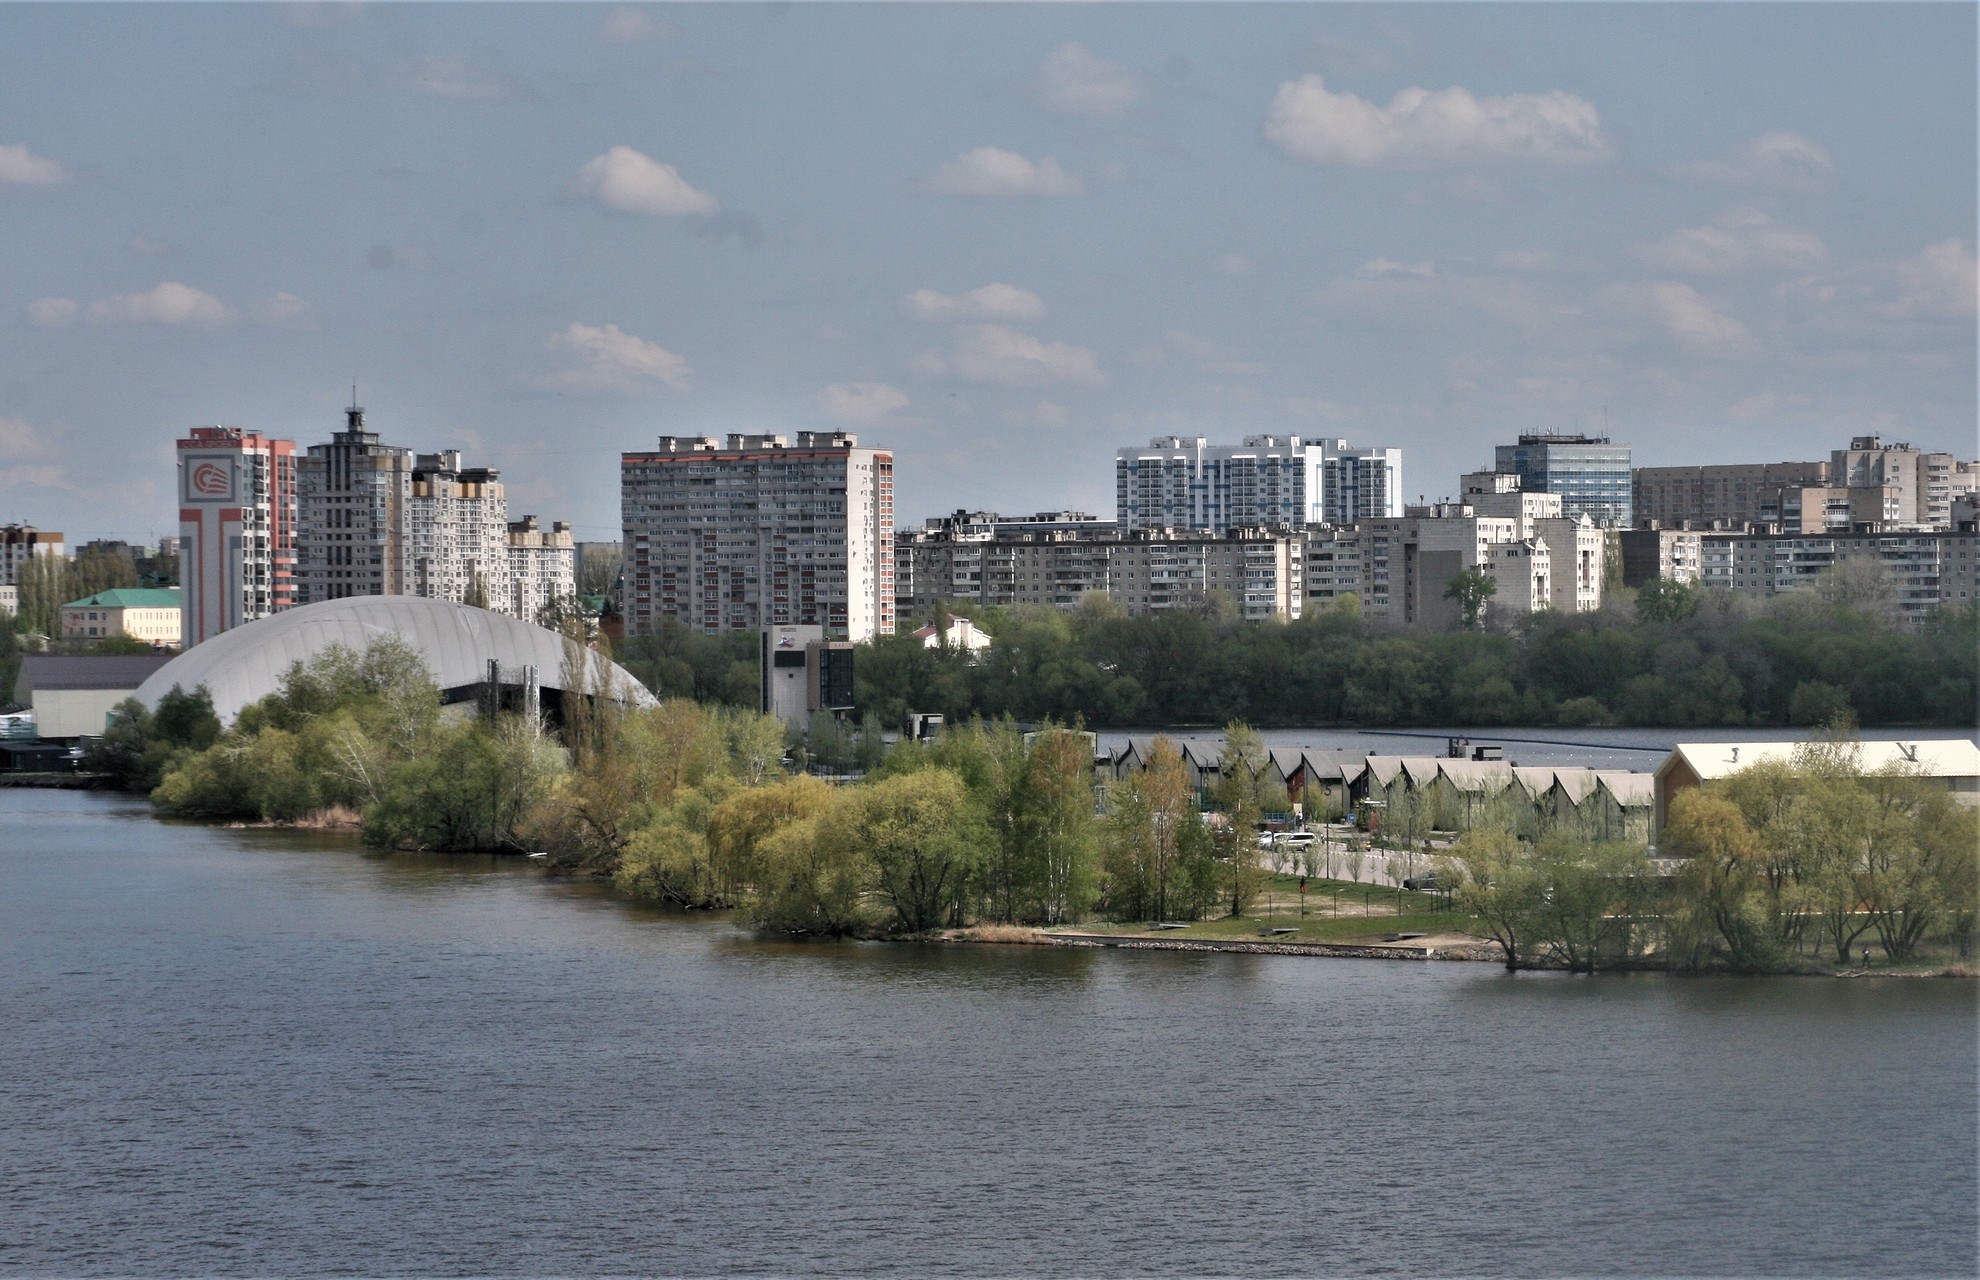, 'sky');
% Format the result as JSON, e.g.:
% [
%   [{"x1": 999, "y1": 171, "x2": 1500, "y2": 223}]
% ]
[{"x1": 1, "y1": 1, "x2": 1974, "y2": 546}]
